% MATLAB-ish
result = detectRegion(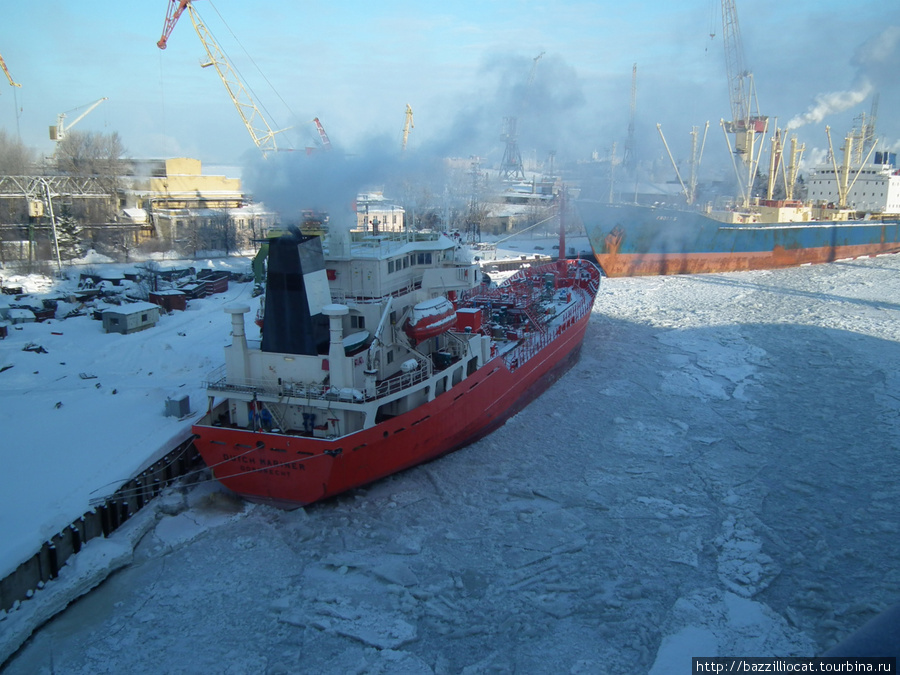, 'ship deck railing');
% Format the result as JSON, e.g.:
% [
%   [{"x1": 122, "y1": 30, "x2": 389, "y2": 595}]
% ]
[
  {"x1": 461, "y1": 258, "x2": 600, "y2": 373},
  {"x1": 499, "y1": 279, "x2": 597, "y2": 372},
  {"x1": 204, "y1": 358, "x2": 438, "y2": 406},
  {"x1": 329, "y1": 278, "x2": 422, "y2": 305}
]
